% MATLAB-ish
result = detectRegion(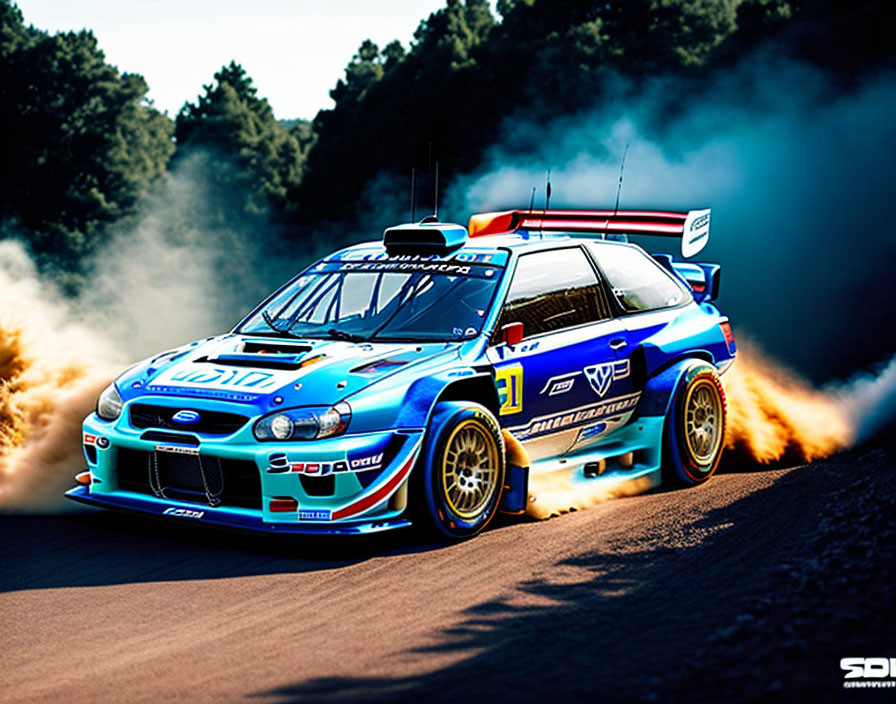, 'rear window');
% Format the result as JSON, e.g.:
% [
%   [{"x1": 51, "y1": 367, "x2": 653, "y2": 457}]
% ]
[{"x1": 587, "y1": 243, "x2": 690, "y2": 313}]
